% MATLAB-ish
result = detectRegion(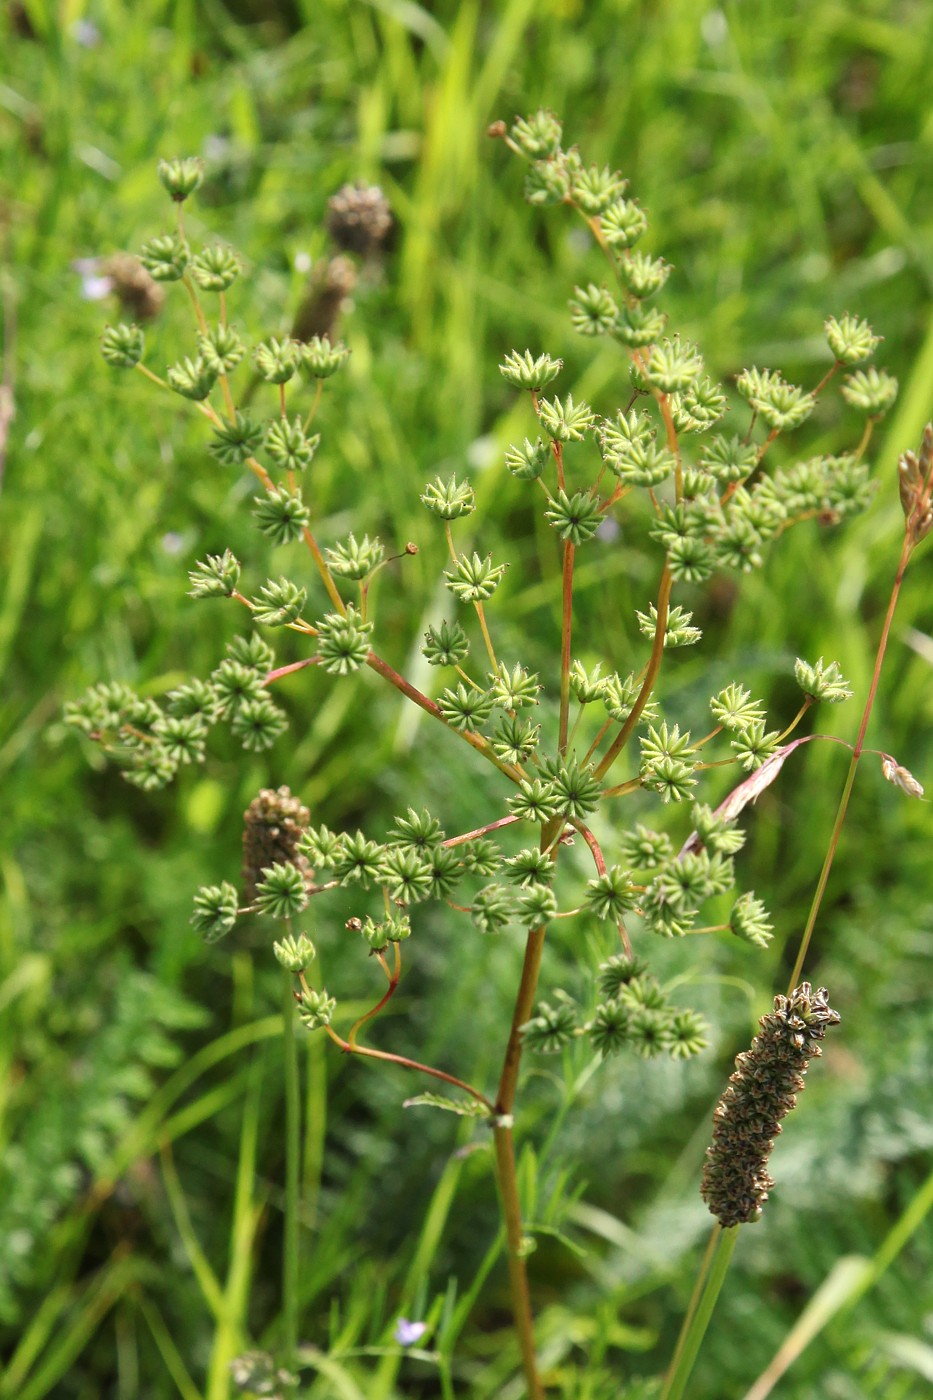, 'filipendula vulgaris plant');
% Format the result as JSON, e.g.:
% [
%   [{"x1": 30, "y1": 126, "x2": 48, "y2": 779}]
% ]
[{"x1": 66, "y1": 130, "x2": 931, "y2": 1398}]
